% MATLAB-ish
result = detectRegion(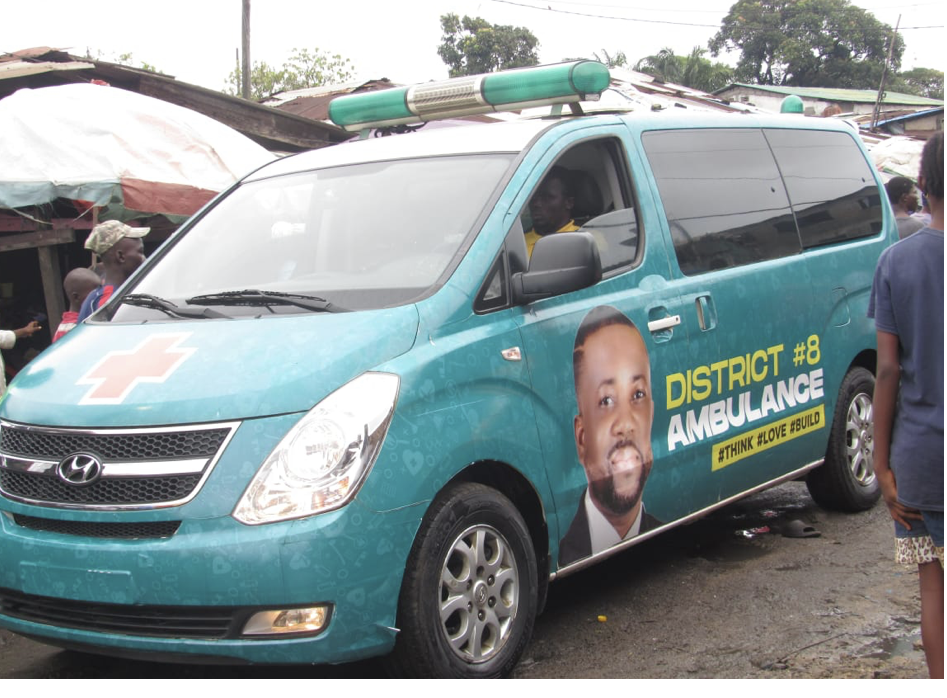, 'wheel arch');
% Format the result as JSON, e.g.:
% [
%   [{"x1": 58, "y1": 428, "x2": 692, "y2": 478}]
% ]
[
  {"x1": 849, "y1": 348, "x2": 876, "y2": 376},
  {"x1": 445, "y1": 460, "x2": 551, "y2": 614}
]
